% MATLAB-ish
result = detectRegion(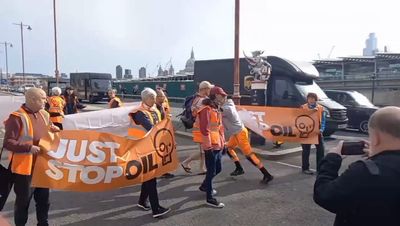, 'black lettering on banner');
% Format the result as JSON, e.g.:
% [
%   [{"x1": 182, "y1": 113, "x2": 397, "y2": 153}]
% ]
[
  {"x1": 125, "y1": 160, "x2": 142, "y2": 180},
  {"x1": 147, "y1": 154, "x2": 158, "y2": 172},
  {"x1": 141, "y1": 156, "x2": 148, "y2": 174}
]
